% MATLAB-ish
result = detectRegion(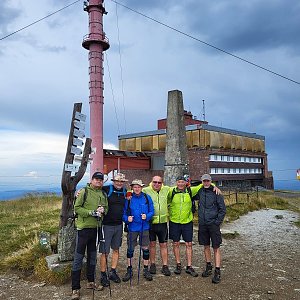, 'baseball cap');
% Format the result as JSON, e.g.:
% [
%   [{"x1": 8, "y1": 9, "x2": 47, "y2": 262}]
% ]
[
  {"x1": 176, "y1": 175, "x2": 186, "y2": 181},
  {"x1": 92, "y1": 172, "x2": 104, "y2": 180},
  {"x1": 201, "y1": 174, "x2": 212, "y2": 181}
]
